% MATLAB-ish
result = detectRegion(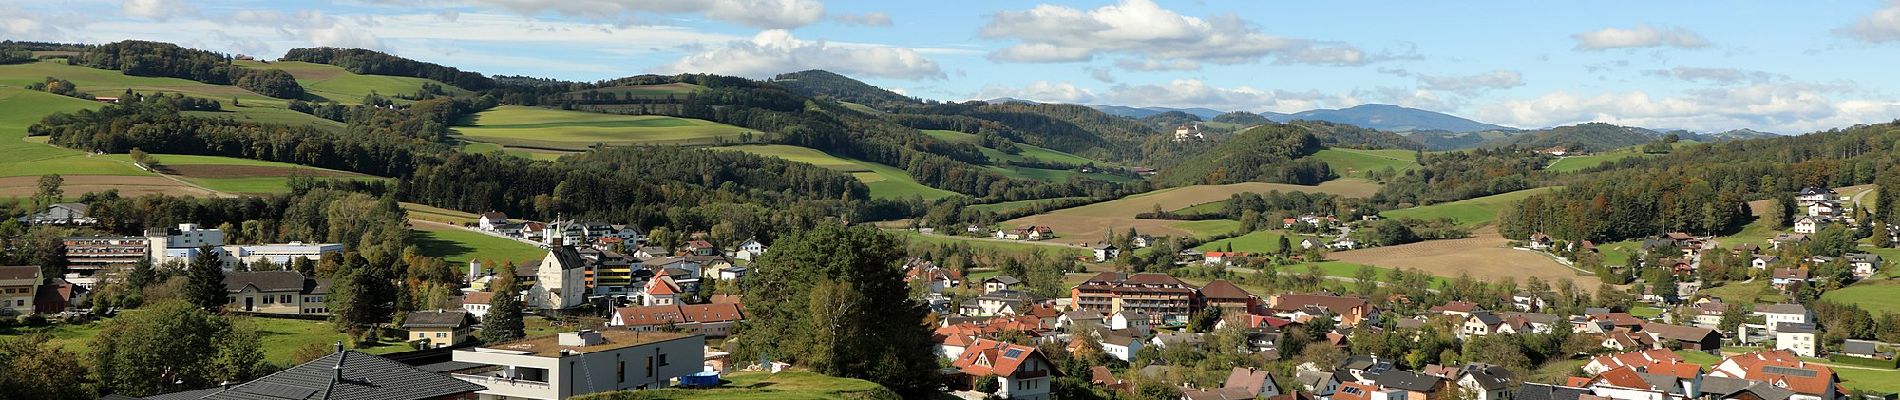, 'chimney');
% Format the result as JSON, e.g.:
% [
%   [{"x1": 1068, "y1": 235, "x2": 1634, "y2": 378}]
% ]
[{"x1": 334, "y1": 349, "x2": 347, "y2": 381}]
